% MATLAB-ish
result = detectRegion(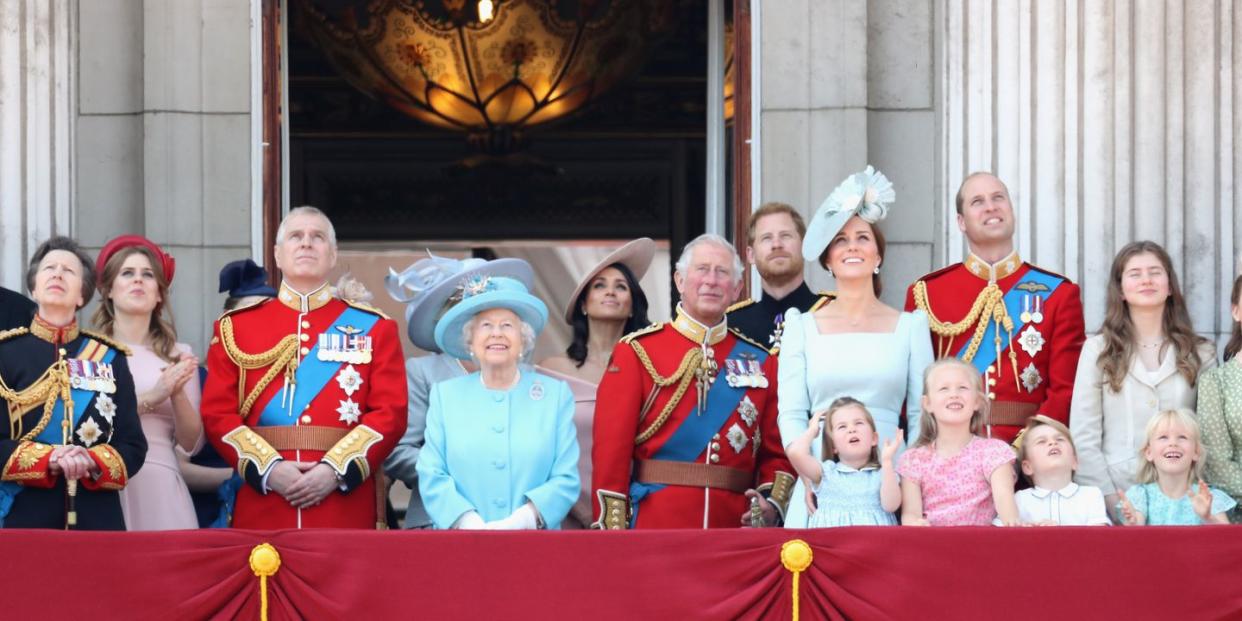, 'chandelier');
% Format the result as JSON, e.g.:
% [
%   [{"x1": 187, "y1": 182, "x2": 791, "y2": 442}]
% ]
[{"x1": 296, "y1": 0, "x2": 675, "y2": 155}]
